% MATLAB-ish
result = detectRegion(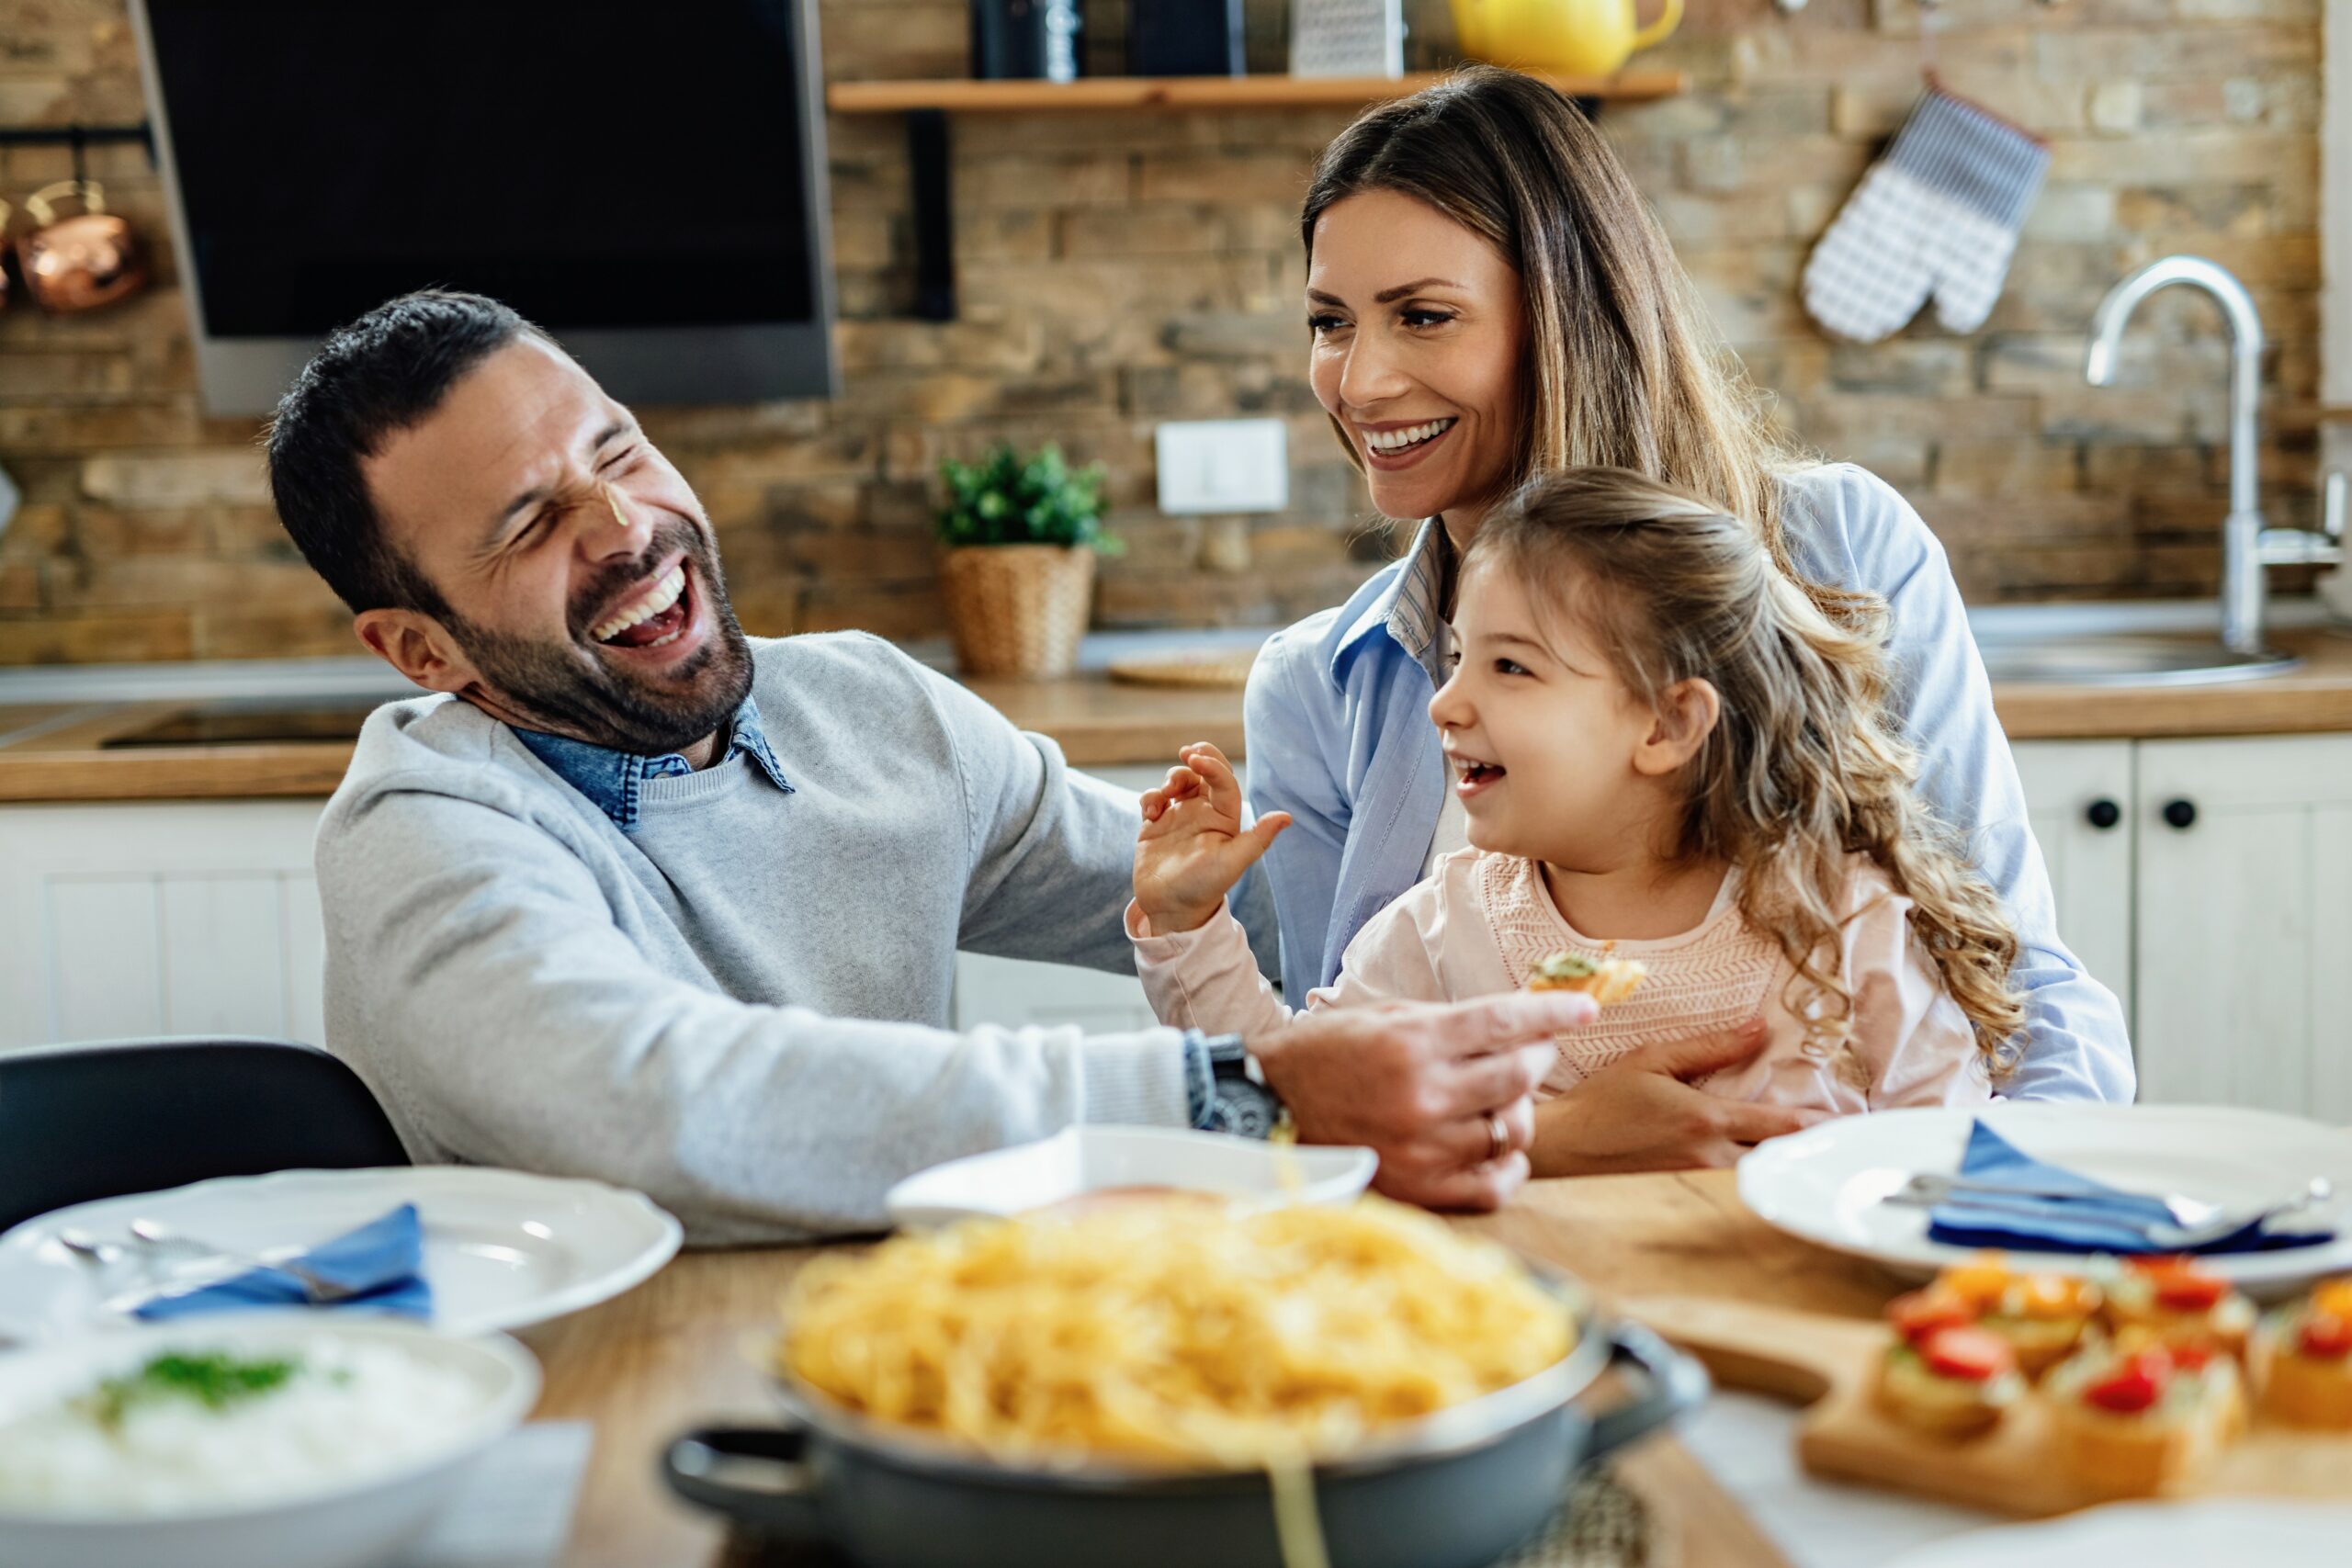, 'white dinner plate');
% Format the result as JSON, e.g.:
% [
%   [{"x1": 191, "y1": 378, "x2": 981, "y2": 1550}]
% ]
[
  {"x1": 0, "y1": 1167, "x2": 682, "y2": 1343},
  {"x1": 1736, "y1": 1103, "x2": 2352, "y2": 1298},
  {"x1": 1885, "y1": 1499, "x2": 2352, "y2": 1568},
  {"x1": 885, "y1": 1125, "x2": 1377, "y2": 1229}
]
